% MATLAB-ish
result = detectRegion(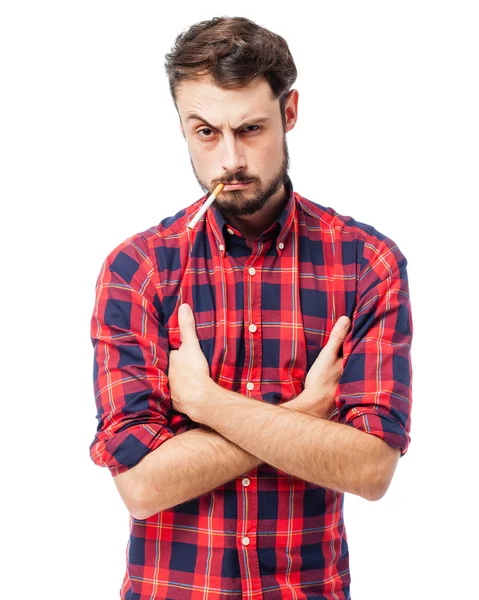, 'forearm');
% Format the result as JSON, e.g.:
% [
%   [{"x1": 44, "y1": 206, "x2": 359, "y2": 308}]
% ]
[
  {"x1": 135, "y1": 426, "x2": 261, "y2": 518},
  {"x1": 116, "y1": 398, "x2": 304, "y2": 519},
  {"x1": 197, "y1": 385, "x2": 400, "y2": 501}
]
